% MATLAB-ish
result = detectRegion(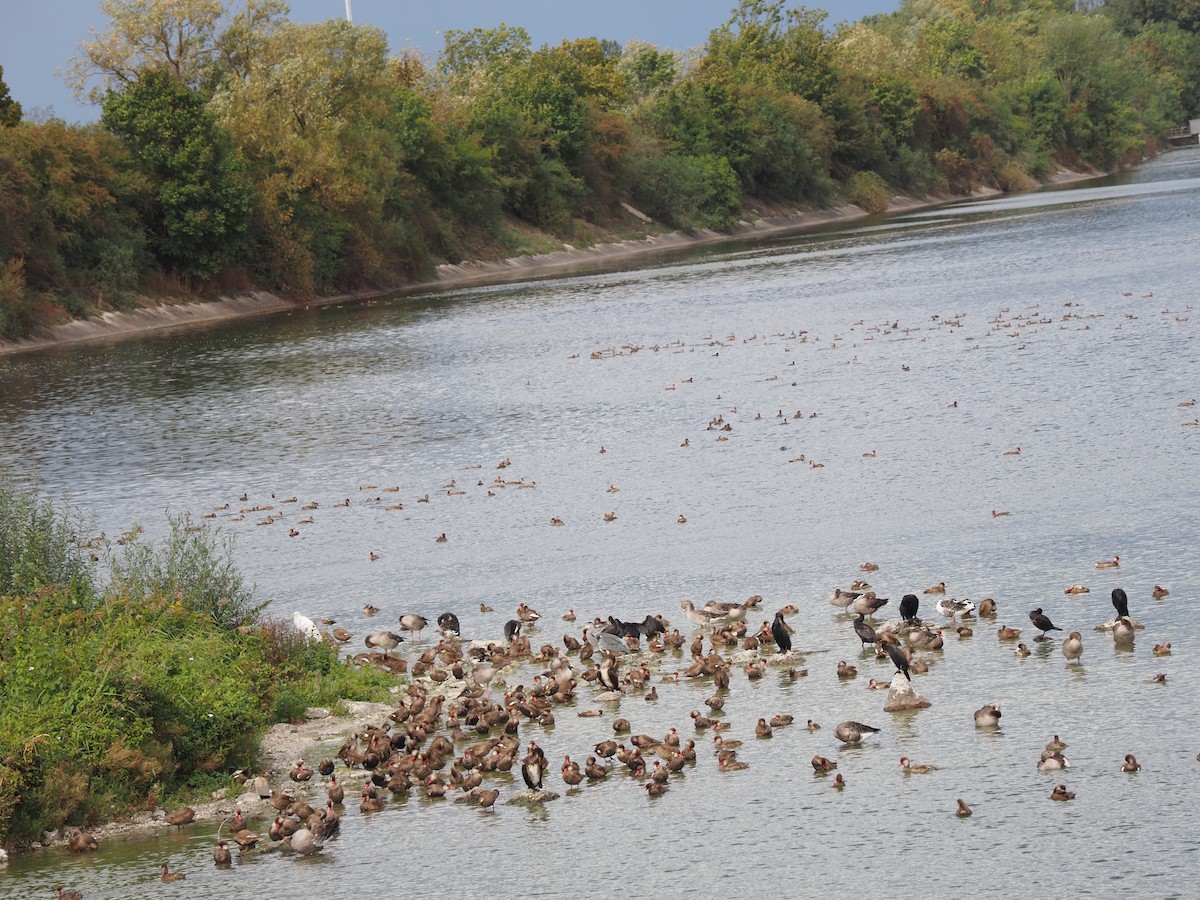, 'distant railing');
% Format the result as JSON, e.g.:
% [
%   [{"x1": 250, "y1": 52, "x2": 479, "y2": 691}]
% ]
[{"x1": 1166, "y1": 124, "x2": 1192, "y2": 140}]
